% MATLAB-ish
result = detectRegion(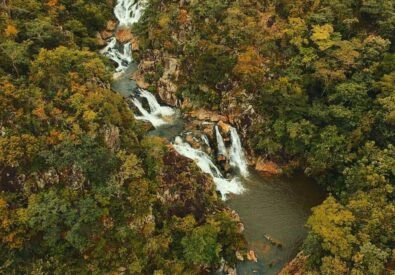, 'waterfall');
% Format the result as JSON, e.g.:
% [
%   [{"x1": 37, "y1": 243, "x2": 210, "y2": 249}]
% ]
[
  {"x1": 131, "y1": 89, "x2": 175, "y2": 128},
  {"x1": 215, "y1": 126, "x2": 227, "y2": 157},
  {"x1": 115, "y1": 0, "x2": 146, "y2": 26},
  {"x1": 101, "y1": 38, "x2": 132, "y2": 74},
  {"x1": 102, "y1": 1, "x2": 175, "y2": 127},
  {"x1": 138, "y1": 89, "x2": 175, "y2": 117},
  {"x1": 229, "y1": 127, "x2": 249, "y2": 178},
  {"x1": 201, "y1": 135, "x2": 210, "y2": 147},
  {"x1": 173, "y1": 137, "x2": 244, "y2": 199},
  {"x1": 101, "y1": 0, "x2": 147, "y2": 75}
]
